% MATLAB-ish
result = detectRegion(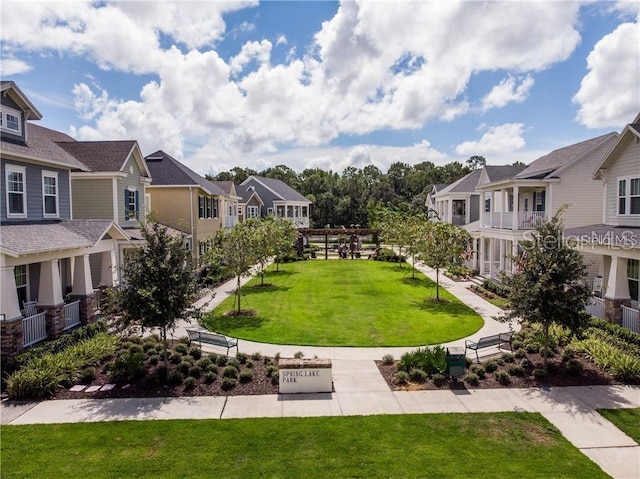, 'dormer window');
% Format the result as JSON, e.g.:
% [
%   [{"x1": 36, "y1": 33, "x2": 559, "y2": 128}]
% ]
[{"x1": 0, "y1": 106, "x2": 23, "y2": 136}]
